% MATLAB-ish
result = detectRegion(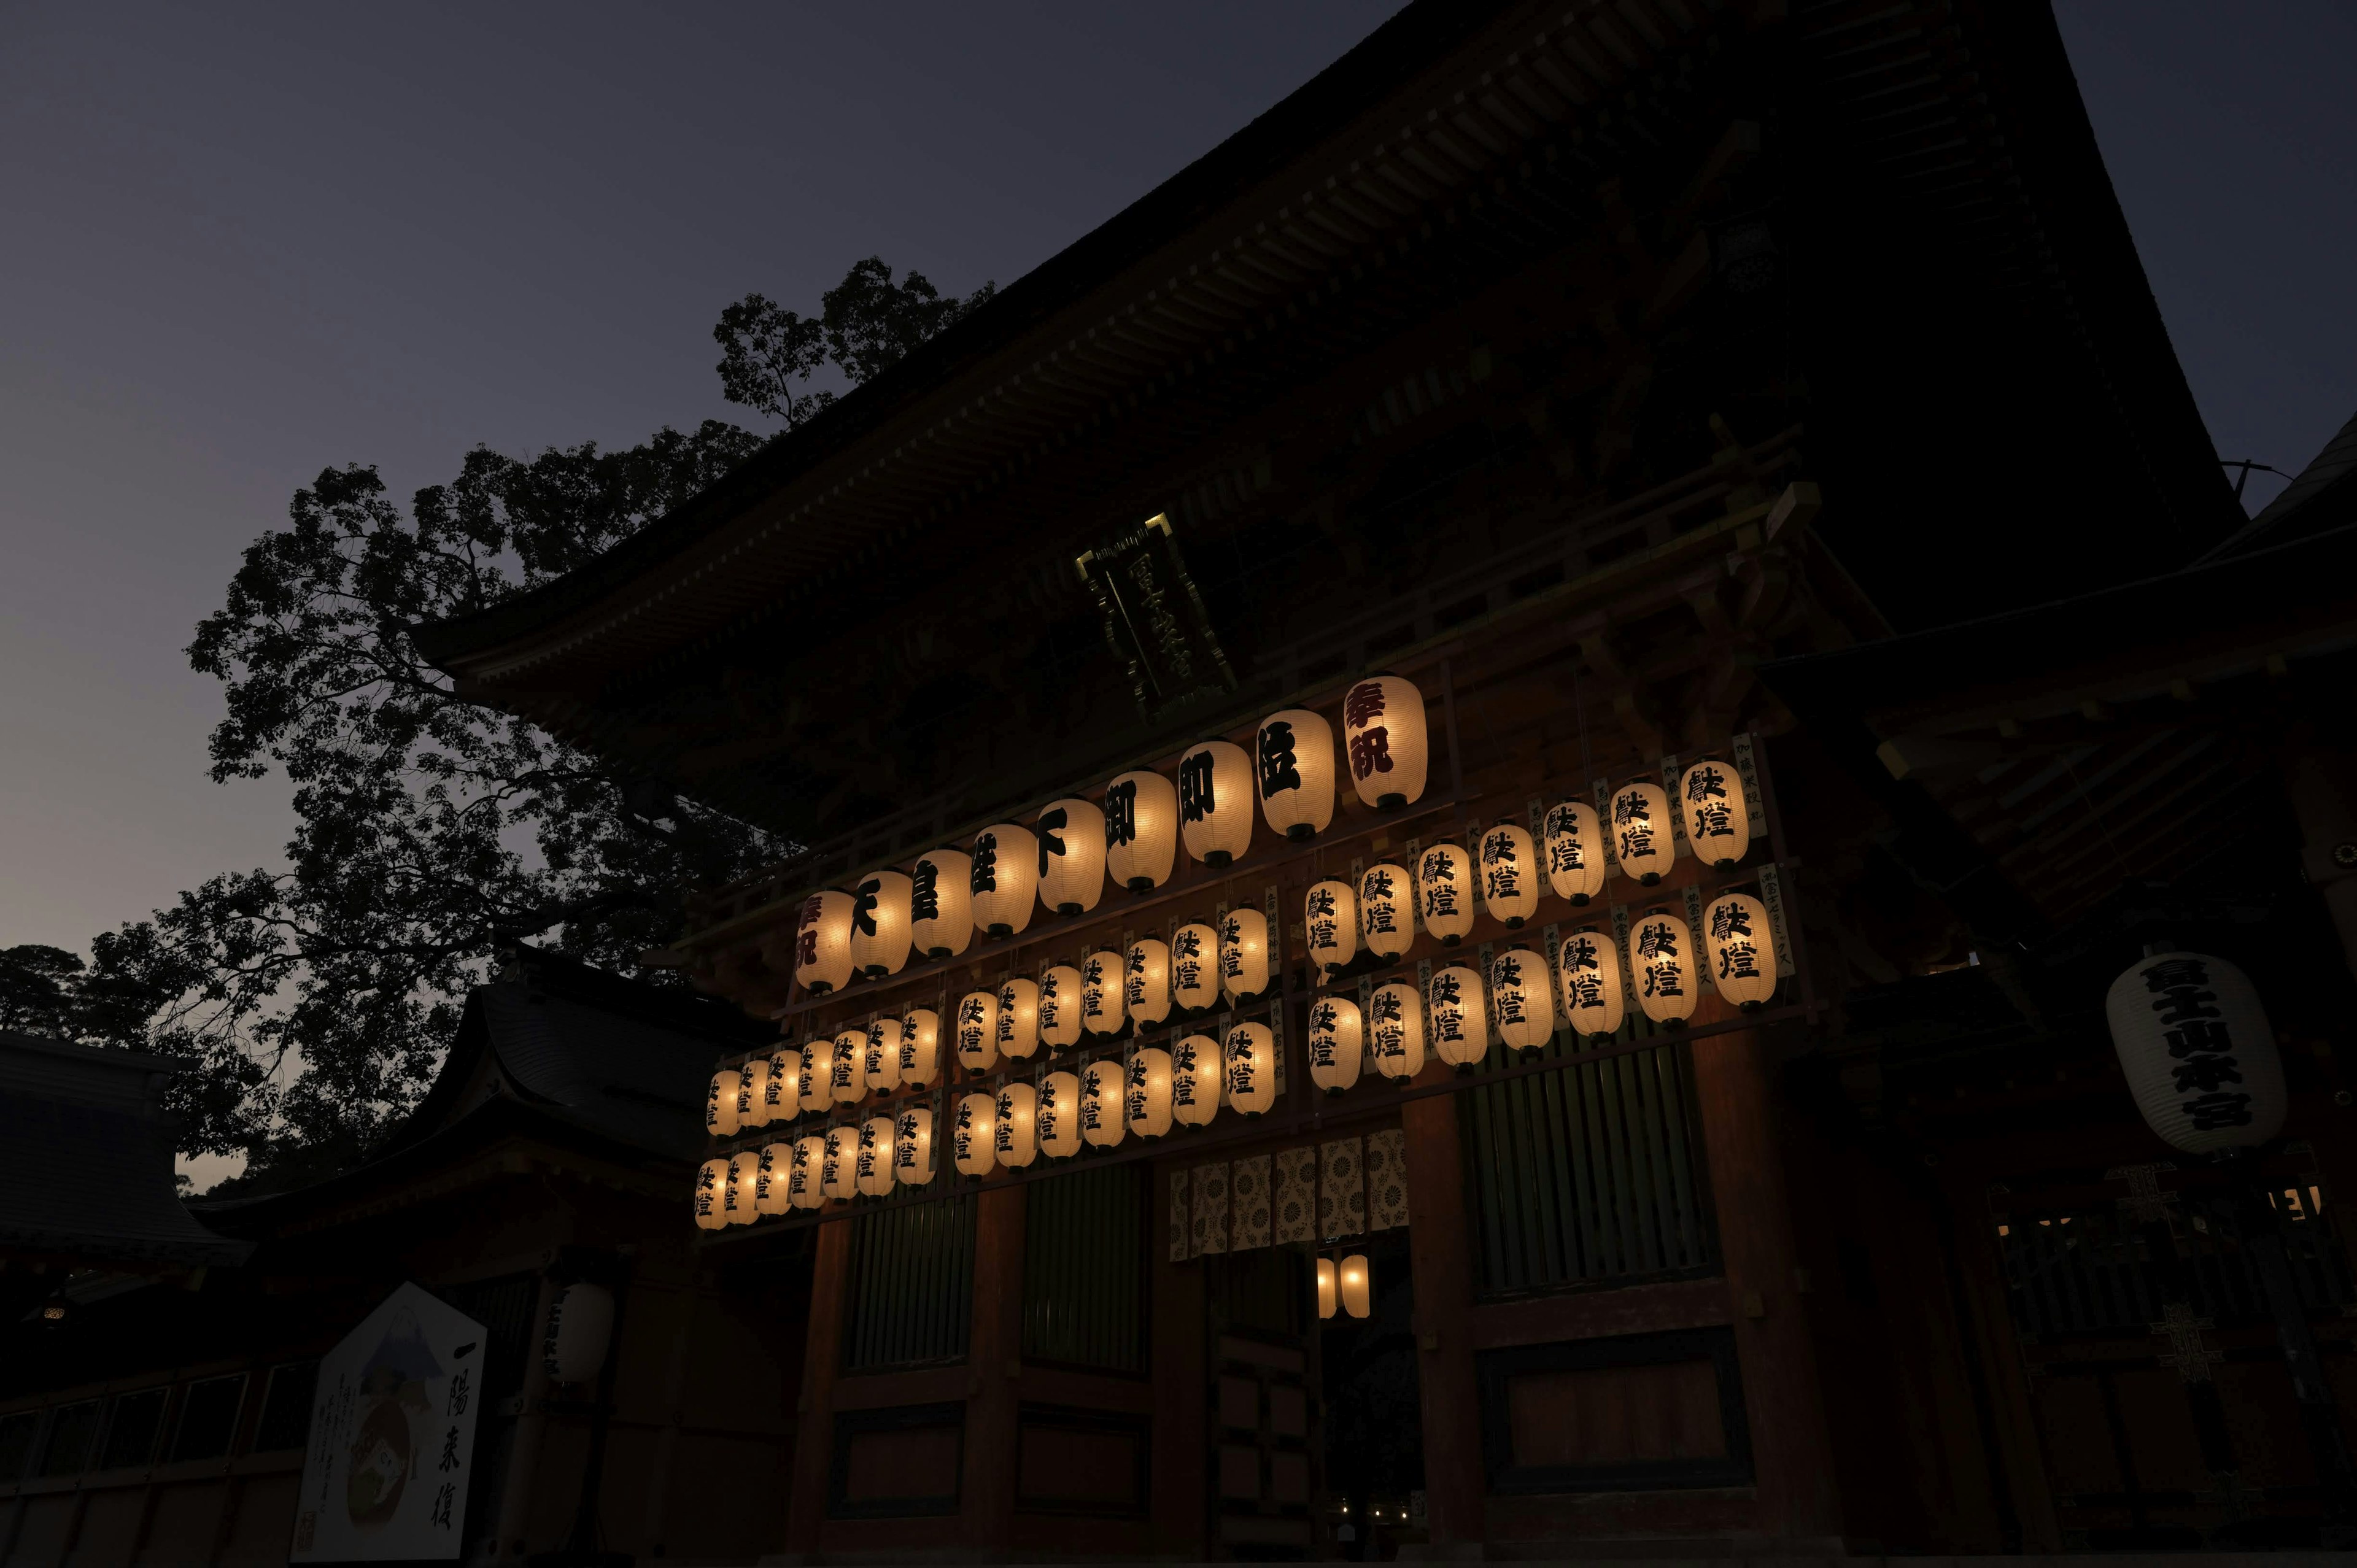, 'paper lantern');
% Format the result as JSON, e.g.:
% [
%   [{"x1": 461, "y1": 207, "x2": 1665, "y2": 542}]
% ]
[
  {"x1": 1304, "y1": 880, "x2": 1358, "y2": 975},
  {"x1": 1557, "y1": 929, "x2": 1625, "y2": 1040},
  {"x1": 796, "y1": 1037, "x2": 830, "y2": 1114},
  {"x1": 1369, "y1": 981, "x2": 1425, "y2": 1079},
  {"x1": 1542, "y1": 801, "x2": 1606, "y2": 904},
  {"x1": 2107, "y1": 951, "x2": 2286, "y2": 1154},
  {"x1": 1172, "y1": 1034, "x2": 1221, "y2": 1128},
  {"x1": 1082, "y1": 951, "x2": 1124, "y2": 1036},
  {"x1": 1125, "y1": 1048, "x2": 1174, "y2": 1137},
  {"x1": 789, "y1": 1134, "x2": 824, "y2": 1211},
  {"x1": 543, "y1": 1282, "x2": 618, "y2": 1384},
  {"x1": 706, "y1": 1069, "x2": 741, "y2": 1138},
  {"x1": 1316, "y1": 1257, "x2": 1338, "y2": 1319},
  {"x1": 1477, "y1": 824, "x2": 1540, "y2": 928},
  {"x1": 995, "y1": 1082, "x2": 1039, "y2": 1168},
  {"x1": 1082, "y1": 1059, "x2": 1126, "y2": 1148},
  {"x1": 693, "y1": 1158, "x2": 727, "y2": 1230},
  {"x1": 1104, "y1": 770, "x2": 1178, "y2": 891},
  {"x1": 1705, "y1": 892, "x2": 1778, "y2": 1010},
  {"x1": 1680, "y1": 759, "x2": 1752, "y2": 868},
  {"x1": 1307, "y1": 997, "x2": 1363, "y2": 1094},
  {"x1": 899, "y1": 1009, "x2": 940, "y2": 1087},
  {"x1": 1038, "y1": 965, "x2": 1083, "y2": 1050},
  {"x1": 1360, "y1": 863, "x2": 1414, "y2": 960},
  {"x1": 1632, "y1": 910, "x2": 1697, "y2": 1025},
  {"x1": 1416, "y1": 842, "x2": 1476, "y2": 946},
  {"x1": 970, "y1": 824, "x2": 1039, "y2": 938},
  {"x1": 1178, "y1": 740, "x2": 1253, "y2": 867},
  {"x1": 1609, "y1": 782, "x2": 1676, "y2": 885},
  {"x1": 1171, "y1": 922, "x2": 1220, "y2": 1012},
  {"x1": 1125, "y1": 939, "x2": 1172, "y2": 1027},
  {"x1": 997, "y1": 976, "x2": 1042, "y2": 1060},
  {"x1": 793, "y1": 889, "x2": 855, "y2": 994},
  {"x1": 856, "y1": 1115, "x2": 896, "y2": 1198},
  {"x1": 952, "y1": 1092, "x2": 996, "y2": 1176},
  {"x1": 735, "y1": 1057, "x2": 770, "y2": 1129},
  {"x1": 1220, "y1": 907, "x2": 1271, "y2": 1003},
  {"x1": 765, "y1": 1047, "x2": 800, "y2": 1119},
  {"x1": 954, "y1": 990, "x2": 999, "y2": 1071},
  {"x1": 821, "y1": 1125, "x2": 858, "y2": 1201},
  {"x1": 725, "y1": 1151, "x2": 761, "y2": 1226},
  {"x1": 894, "y1": 1106, "x2": 935, "y2": 1186},
  {"x1": 1490, "y1": 948, "x2": 1554, "y2": 1052},
  {"x1": 1037, "y1": 798, "x2": 1107, "y2": 916},
  {"x1": 1225, "y1": 1021, "x2": 1278, "y2": 1116},
  {"x1": 849, "y1": 869, "x2": 913, "y2": 977},
  {"x1": 911, "y1": 849, "x2": 973, "y2": 959},
  {"x1": 1338, "y1": 1253, "x2": 1372, "y2": 1318},
  {"x1": 830, "y1": 1027, "x2": 868, "y2": 1104},
  {"x1": 1341, "y1": 674, "x2": 1428, "y2": 810},
  {"x1": 1038, "y1": 1070, "x2": 1082, "y2": 1159},
  {"x1": 863, "y1": 1016, "x2": 902, "y2": 1092},
  {"x1": 1429, "y1": 964, "x2": 1488, "y2": 1071},
  {"x1": 751, "y1": 1143, "x2": 788, "y2": 1216},
  {"x1": 1256, "y1": 708, "x2": 1336, "y2": 841}
]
